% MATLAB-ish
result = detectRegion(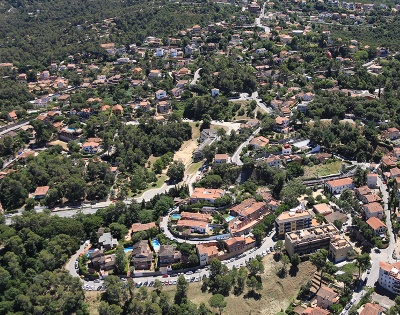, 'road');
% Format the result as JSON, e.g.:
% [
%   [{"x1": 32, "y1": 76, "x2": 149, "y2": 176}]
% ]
[
  {"x1": 65, "y1": 242, "x2": 89, "y2": 280},
  {"x1": 342, "y1": 173, "x2": 395, "y2": 314},
  {"x1": 231, "y1": 127, "x2": 261, "y2": 165},
  {"x1": 190, "y1": 68, "x2": 202, "y2": 85},
  {"x1": 0, "y1": 121, "x2": 29, "y2": 137},
  {"x1": 230, "y1": 92, "x2": 272, "y2": 114},
  {"x1": 254, "y1": 2, "x2": 270, "y2": 34}
]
